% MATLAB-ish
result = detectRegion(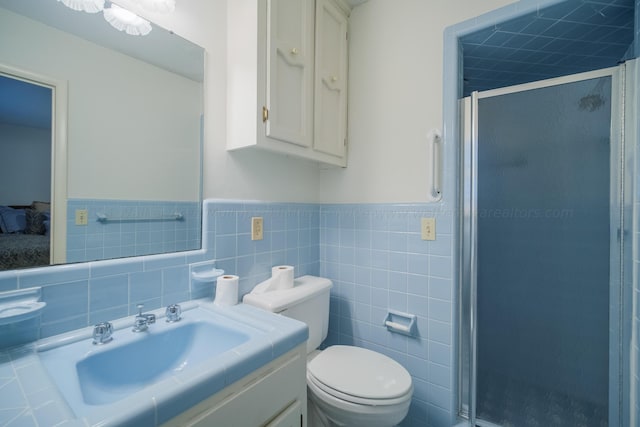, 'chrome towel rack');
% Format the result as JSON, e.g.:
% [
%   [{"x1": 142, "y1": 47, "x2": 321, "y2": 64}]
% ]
[{"x1": 96, "y1": 212, "x2": 184, "y2": 223}]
